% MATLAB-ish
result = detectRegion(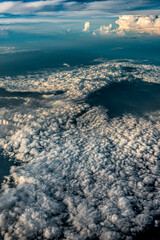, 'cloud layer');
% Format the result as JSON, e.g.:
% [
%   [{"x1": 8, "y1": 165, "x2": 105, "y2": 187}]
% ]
[
  {"x1": 0, "y1": 0, "x2": 159, "y2": 16},
  {"x1": 93, "y1": 15, "x2": 160, "y2": 36},
  {"x1": 116, "y1": 15, "x2": 160, "y2": 35},
  {"x1": 82, "y1": 21, "x2": 90, "y2": 32},
  {"x1": 0, "y1": 60, "x2": 160, "y2": 239},
  {"x1": 0, "y1": 0, "x2": 64, "y2": 14},
  {"x1": 99, "y1": 24, "x2": 113, "y2": 34}
]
